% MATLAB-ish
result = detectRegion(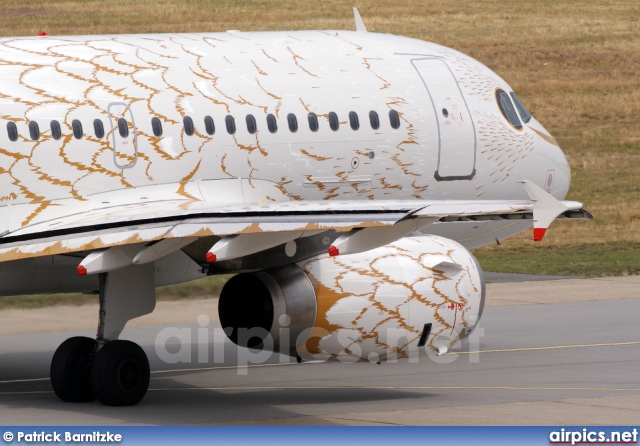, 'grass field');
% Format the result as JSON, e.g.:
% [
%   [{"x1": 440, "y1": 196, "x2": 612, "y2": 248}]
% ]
[
  {"x1": 0, "y1": 274, "x2": 232, "y2": 311},
  {"x1": 0, "y1": 0, "x2": 637, "y2": 308}
]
